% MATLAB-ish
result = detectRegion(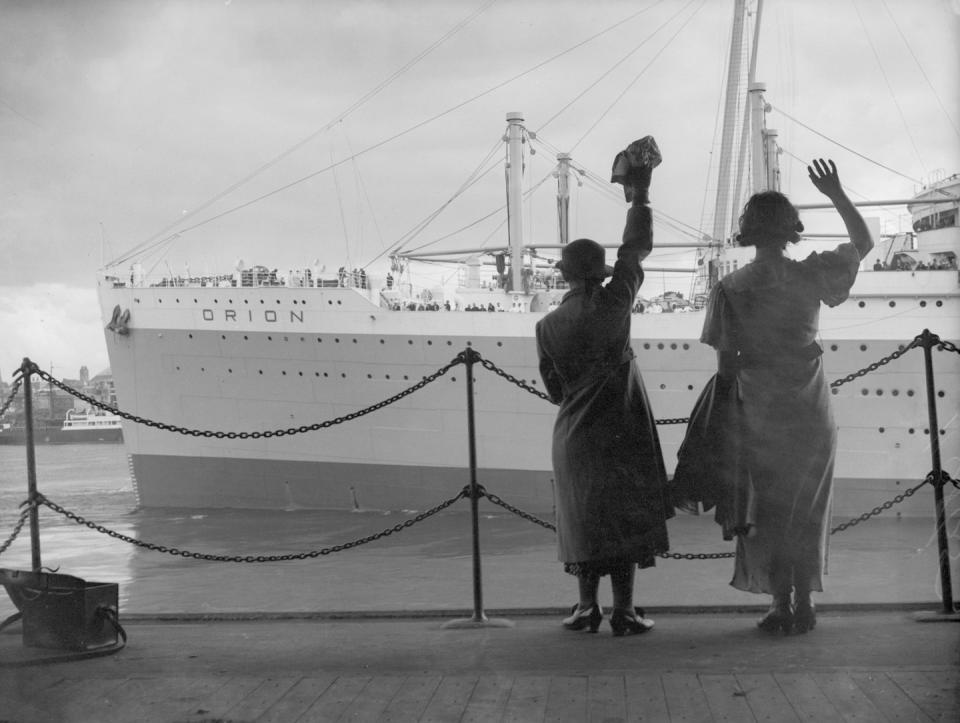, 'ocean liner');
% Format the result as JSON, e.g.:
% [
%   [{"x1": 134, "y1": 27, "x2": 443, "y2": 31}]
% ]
[{"x1": 96, "y1": 0, "x2": 958, "y2": 515}]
